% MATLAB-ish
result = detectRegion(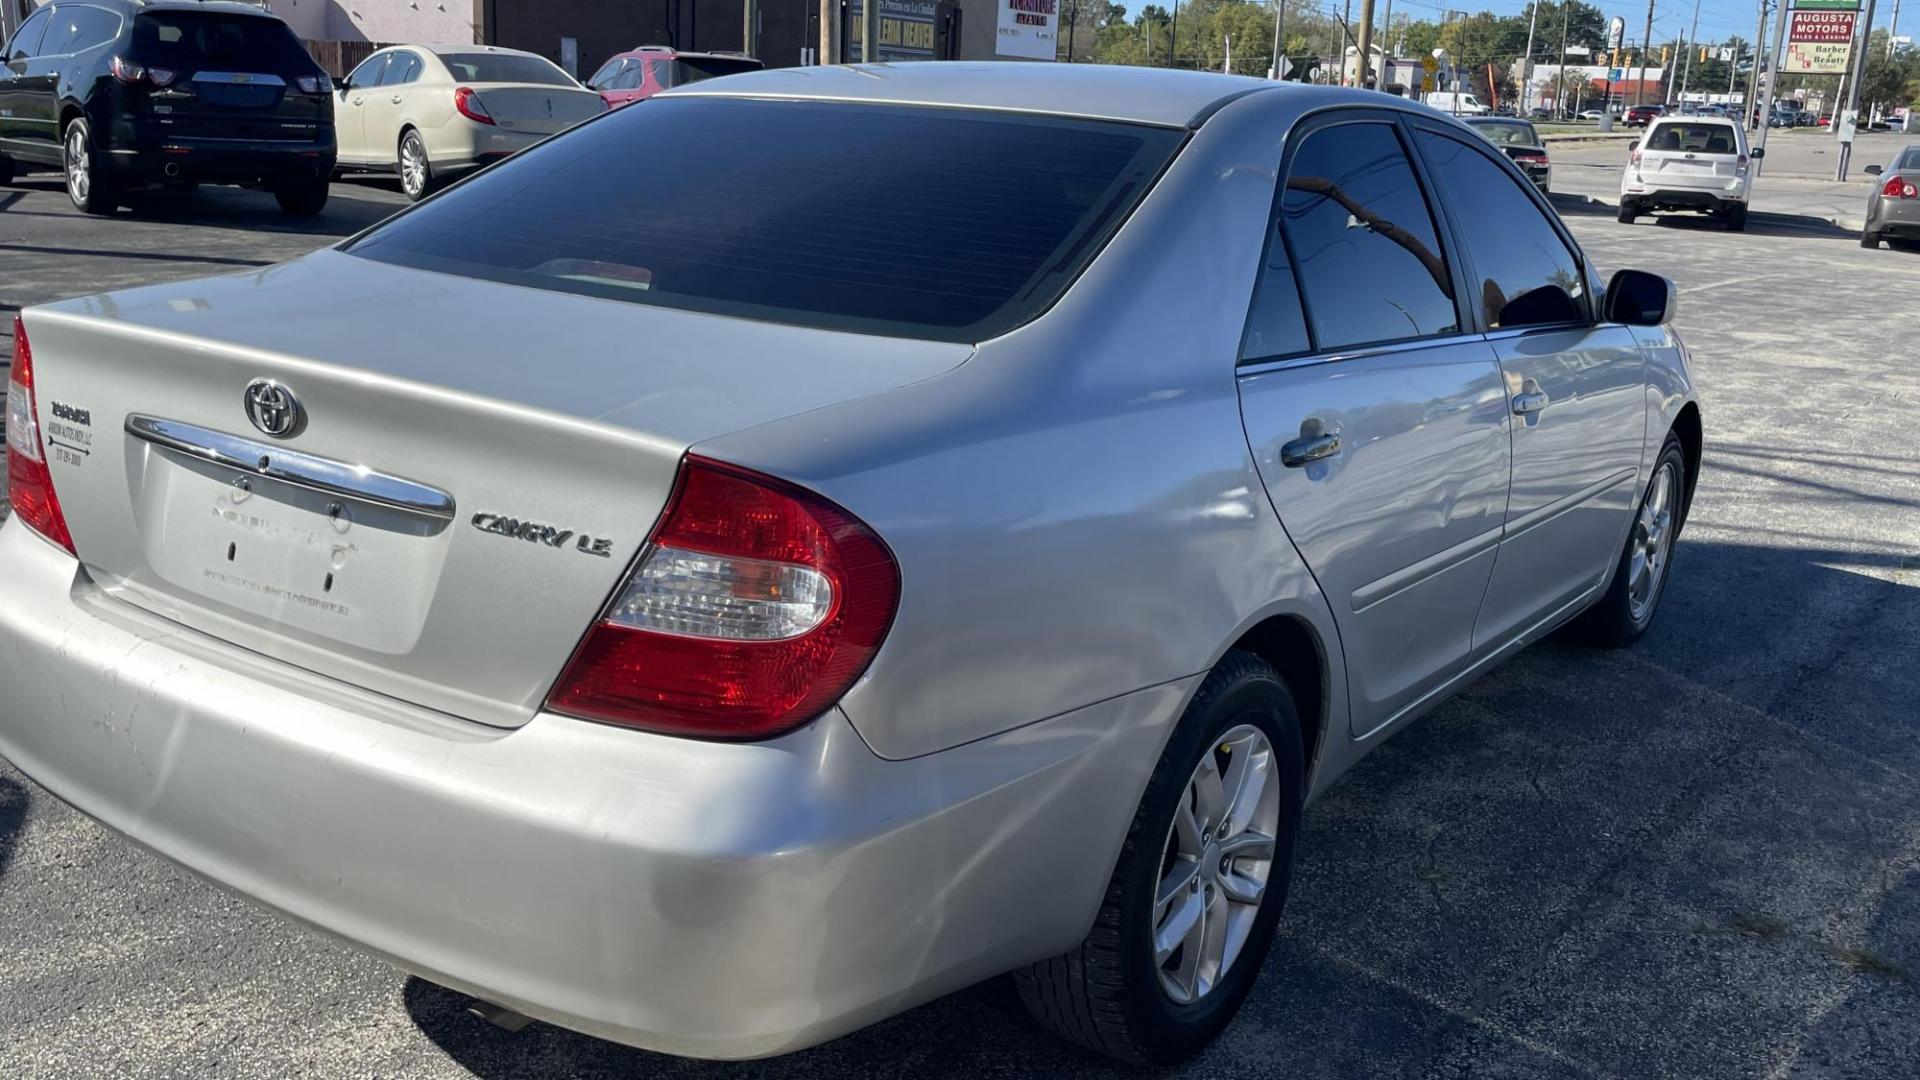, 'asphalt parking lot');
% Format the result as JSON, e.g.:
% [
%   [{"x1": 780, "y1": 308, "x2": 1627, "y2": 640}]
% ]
[{"x1": 2, "y1": 171, "x2": 1918, "y2": 1079}]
